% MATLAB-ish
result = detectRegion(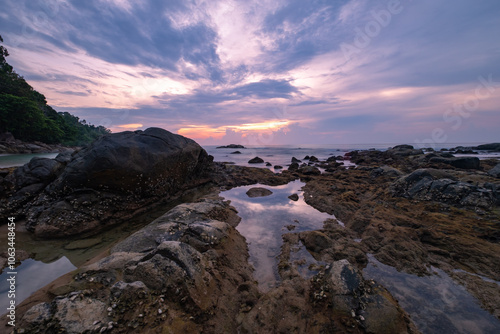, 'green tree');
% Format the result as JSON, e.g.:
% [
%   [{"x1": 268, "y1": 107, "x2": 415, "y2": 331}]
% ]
[{"x1": 0, "y1": 34, "x2": 110, "y2": 145}]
